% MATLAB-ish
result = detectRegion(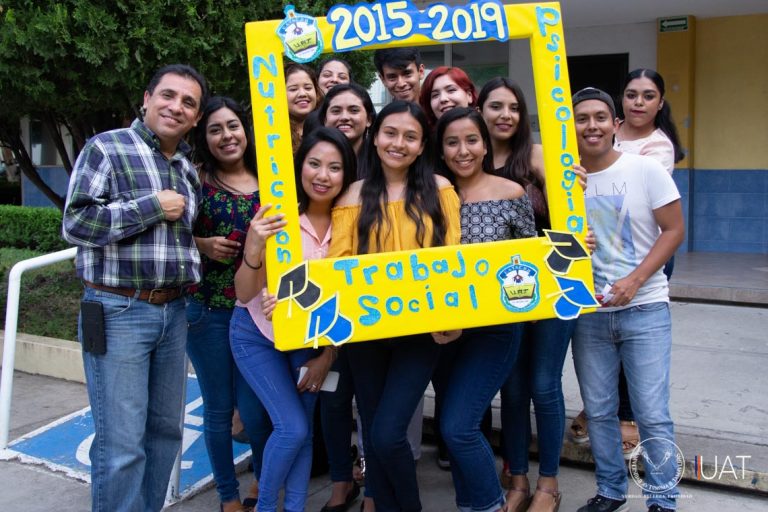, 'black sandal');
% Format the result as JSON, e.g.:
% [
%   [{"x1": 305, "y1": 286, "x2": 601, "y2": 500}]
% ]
[
  {"x1": 242, "y1": 497, "x2": 257, "y2": 512},
  {"x1": 320, "y1": 481, "x2": 360, "y2": 512}
]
